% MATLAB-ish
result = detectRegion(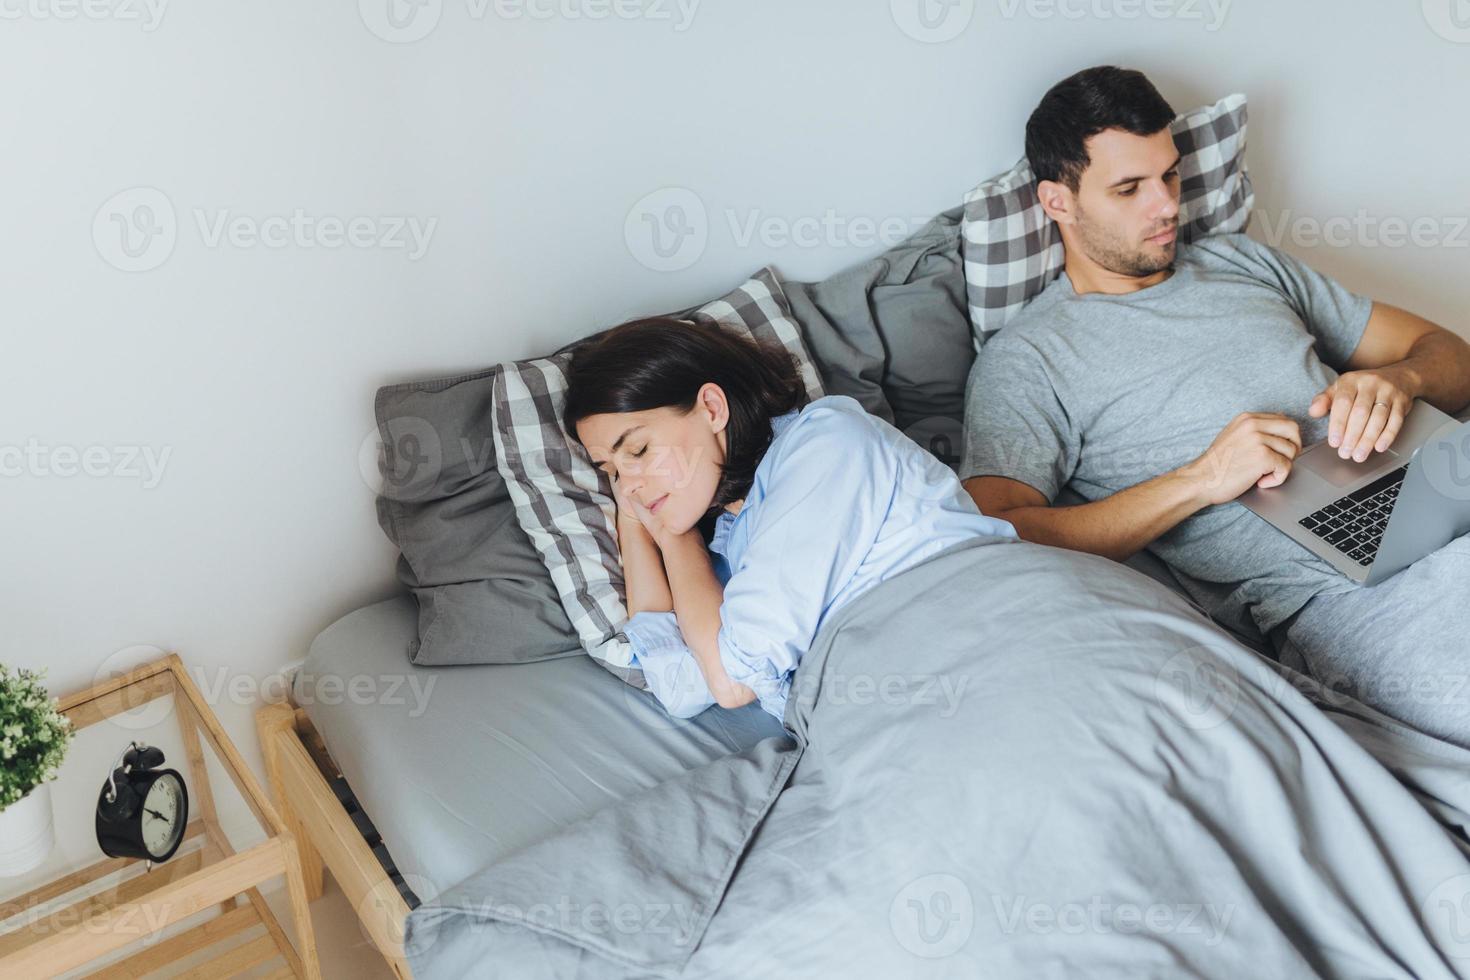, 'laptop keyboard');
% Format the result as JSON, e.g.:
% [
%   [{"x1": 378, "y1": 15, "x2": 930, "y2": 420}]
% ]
[{"x1": 1297, "y1": 464, "x2": 1409, "y2": 566}]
